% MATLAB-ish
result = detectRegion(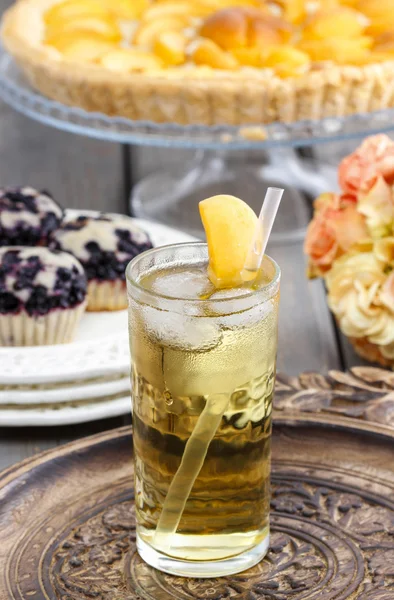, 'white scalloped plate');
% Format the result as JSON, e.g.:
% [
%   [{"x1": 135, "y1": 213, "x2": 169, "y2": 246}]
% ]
[
  {"x1": 0, "y1": 216, "x2": 196, "y2": 385},
  {"x1": 0, "y1": 375, "x2": 130, "y2": 404},
  {"x1": 0, "y1": 396, "x2": 131, "y2": 427}
]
